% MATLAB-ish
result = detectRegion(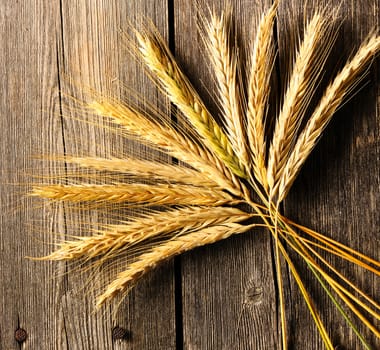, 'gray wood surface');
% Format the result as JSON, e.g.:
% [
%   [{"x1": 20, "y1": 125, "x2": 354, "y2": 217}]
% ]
[
  {"x1": 0, "y1": 1, "x2": 65, "y2": 349},
  {"x1": 175, "y1": 1, "x2": 279, "y2": 349},
  {"x1": 0, "y1": 1, "x2": 175, "y2": 349},
  {"x1": 57, "y1": 2, "x2": 175, "y2": 350},
  {"x1": 0, "y1": 0, "x2": 379, "y2": 349},
  {"x1": 279, "y1": 1, "x2": 380, "y2": 349}
]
